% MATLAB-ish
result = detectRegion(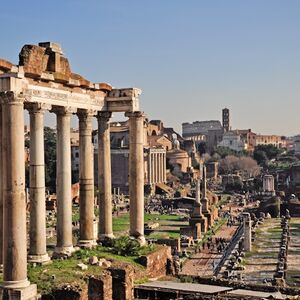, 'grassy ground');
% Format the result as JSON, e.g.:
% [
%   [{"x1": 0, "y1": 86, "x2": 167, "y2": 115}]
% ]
[
  {"x1": 28, "y1": 245, "x2": 157, "y2": 295},
  {"x1": 112, "y1": 213, "x2": 186, "y2": 239}
]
